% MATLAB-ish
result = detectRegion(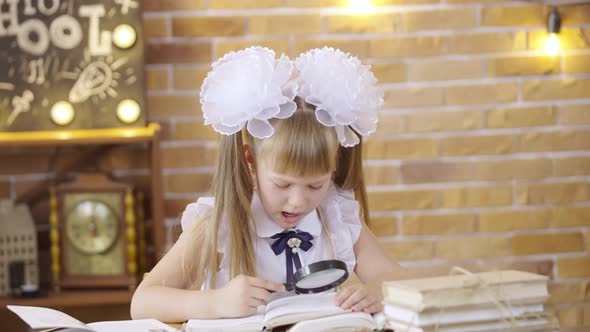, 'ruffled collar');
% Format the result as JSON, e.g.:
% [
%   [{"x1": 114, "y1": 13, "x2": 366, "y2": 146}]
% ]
[{"x1": 251, "y1": 192, "x2": 322, "y2": 238}]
